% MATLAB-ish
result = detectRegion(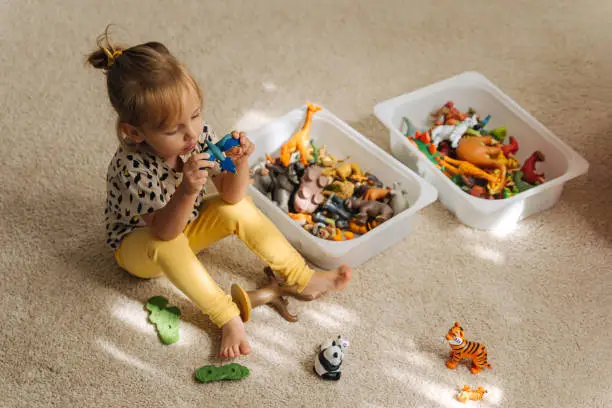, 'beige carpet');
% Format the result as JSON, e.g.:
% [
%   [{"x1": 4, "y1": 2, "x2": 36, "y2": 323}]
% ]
[{"x1": 1, "y1": 0, "x2": 611, "y2": 407}]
